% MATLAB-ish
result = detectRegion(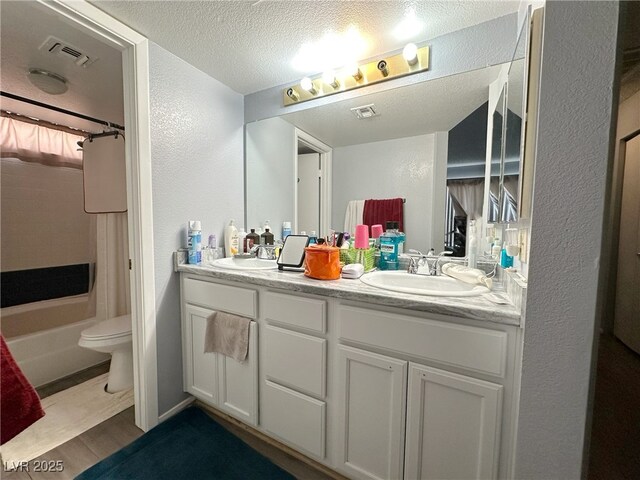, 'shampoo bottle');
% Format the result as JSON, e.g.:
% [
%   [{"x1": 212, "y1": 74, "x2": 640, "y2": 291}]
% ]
[{"x1": 224, "y1": 220, "x2": 239, "y2": 257}]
